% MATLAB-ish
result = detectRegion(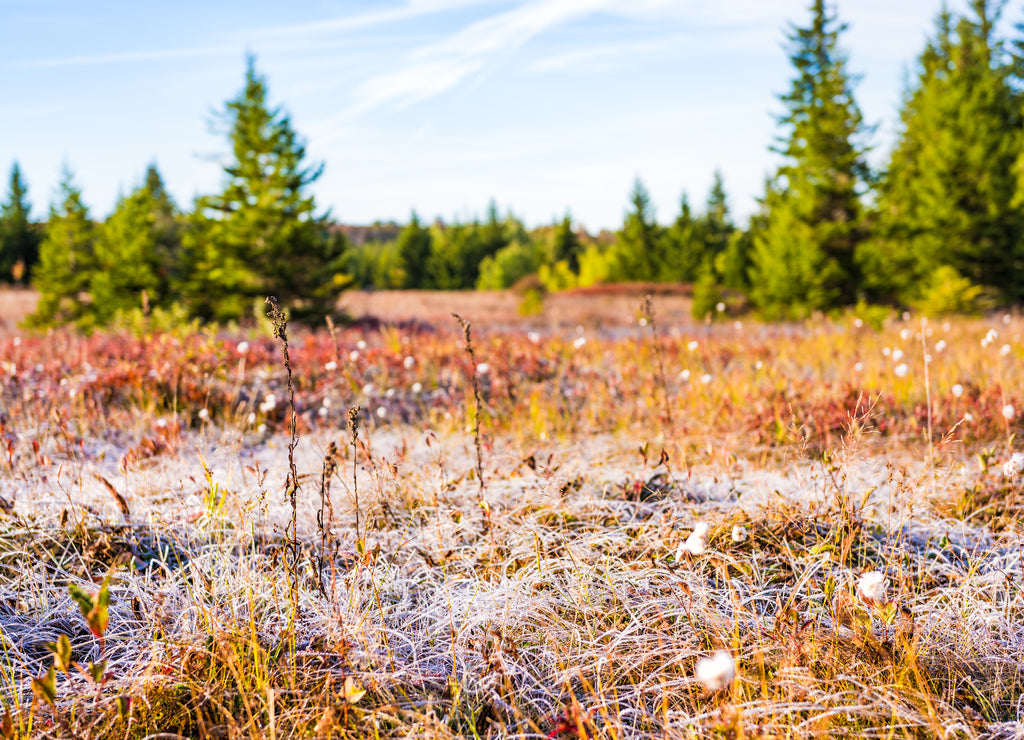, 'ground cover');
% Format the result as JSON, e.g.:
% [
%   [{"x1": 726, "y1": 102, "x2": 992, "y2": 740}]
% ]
[{"x1": 1, "y1": 304, "x2": 1024, "y2": 738}]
